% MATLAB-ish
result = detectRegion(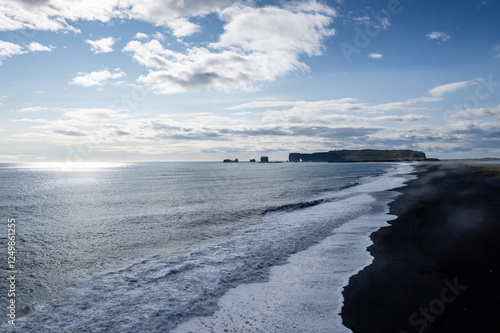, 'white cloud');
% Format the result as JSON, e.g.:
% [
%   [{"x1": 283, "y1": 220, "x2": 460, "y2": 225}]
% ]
[
  {"x1": 269, "y1": 99, "x2": 366, "y2": 113},
  {"x1": 0, "y1": 154, "x2": 45, "y2": 160},
  {"x1": 0, "y1": 40, "x2": 26, "y2": 64},
  {"x1": 367, "y1": 53, "x2": 383, "y2": 59},
  {"x1": 374, "y1": 114, "x2": 429, "y2": 122},
  {"x1": 426, "y1": 31, "x2": 451, "y2": 42},
  {"x1": 263, "y1": 110, "x2": 427, "y2": 125},
  {"x1": 27, "y1": 41, "x2": 54, "y2": 52},
  {"x1": 123, "y1": 0, "x2": 230, "y2": 29},
  {"x1": 0, "y1": 0, "x2": 230, "y2": 33},
  {"x1": 20, "y1": 106, "x2": 49, "y2": 112},
  {"x1": 451, "y1": 105, "x2": 500, "y2": 119},
  {"x1": 85, "y1": 37, "x2": 117, "y2": 54},
  {"x1": 213, "y1": 3, "x2": 335, "y2": 56},
  {"x1": 123, "y1": 2, "x2": 336, "y2": 94},
  {"x1": 228, "y1": 97, "x2": 435, "y2": 114},
  {"x1": 63, "y1": 108, "x2": 131, "y2": 122},
  {"x1": 11, "y1": 118, "x2": 52, "y2": 123},
  {"x1": 0, "y1": 40, "x2": 54, "y2": 64},
  {"x1": 227, "y1": 101, "x2": 300, "y2": 110},
  {"x1": 429, "y1": 78, "x2": 481, "y2": 97},
  {"x1": 69, "y1": 68, "x2": 126, "y2": 87},
  {"x1": 353, "y1": 16, "x2": 370, "y2": 24},
  {"x1": 259, "y1": 99, "x2": 429, "y2": 125},
  {"x1": 153, "y1": 32, "x2": 165, "y2": 41},
  {"x1": 133, "y1": 32, "x2": 149, "y2": 41},
  {"x1": 166, "y1": 18, "x2": 201, "y2": 37}
]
